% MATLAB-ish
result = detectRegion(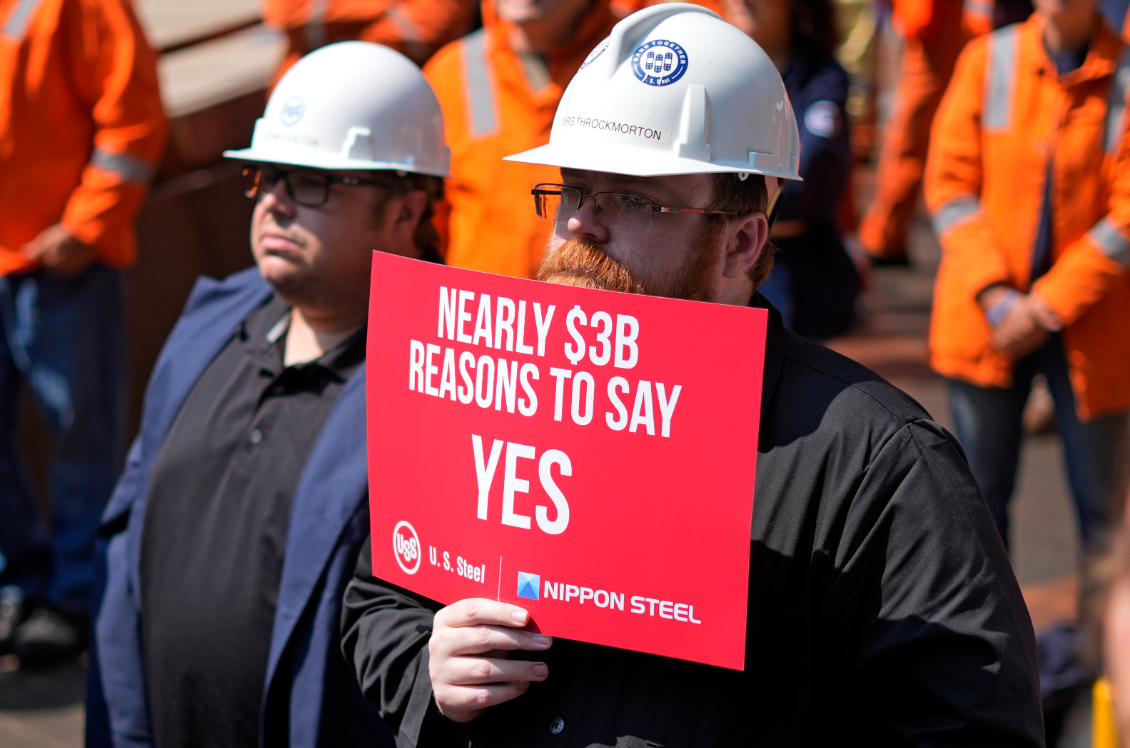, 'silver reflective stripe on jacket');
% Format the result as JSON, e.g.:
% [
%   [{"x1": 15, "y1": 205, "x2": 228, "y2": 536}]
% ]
[
  {"x1": 1104, "y1": 46, "x2": 1130, "y2": 153},
  {"x1": 386, "y1": 5, "x2": 429, "y2": 62},
  {"x1": 386, "y1": 4, "x2": 422, "y2": 43},
  {"x1": 984, "y1": 25, "x2": 1019, "y2": 132},
  {"x1": 932, "y1": 194, "x2": 983, "y2": 236},
  {"x1": 90, "y1": 148, "x2": 156, "y2": 184},
  {"x1": 462, "y1": 29, "x2": 499, "y2": 138},
  {"x1": 2, "y1": 0, "x2": 44, "y2": 39},
  {"x1": 304, "y1": 0, "x2": 328, "y2": 50},
  {"x1": 1088, "y1": 217, "x2": 1130, "y2": 267}
]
